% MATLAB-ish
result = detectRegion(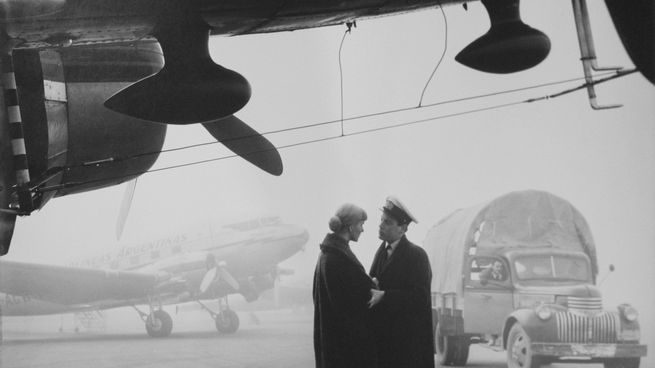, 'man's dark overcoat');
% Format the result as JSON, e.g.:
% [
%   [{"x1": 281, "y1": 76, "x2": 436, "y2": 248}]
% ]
[
  {"x1": 369, "y1": 235, "x2": 434, "y2": 368},
  {"x1": 313, "y1": 233, "x2": 378, "y2": 368}
]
